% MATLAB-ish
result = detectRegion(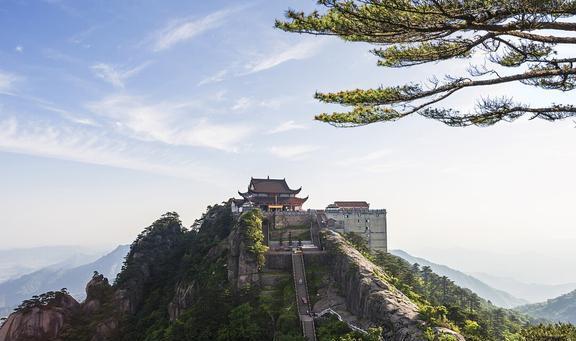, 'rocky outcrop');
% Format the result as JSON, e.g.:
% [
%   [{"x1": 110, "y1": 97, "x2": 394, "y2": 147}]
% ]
[
  {"x1": 167, "y1": 281, "x2": 198, "y2": 321},
  {"x1": 90, "y1": 318, "x2": 118, "y2": 341},
  {"x1": 228, "y1": 227, "x2": 261, "y2": 289},
  {"x1": 227, "y1": 212, "x2": 263, "y2": 290},
  {"x1": 0, "y1": 293, "x2": 79, "y2": 341},
  {"x1": 82, "y1": 274, "x2": 111, "y2": 315},
  {"x1": 321, "y1": 229, "x2": 464, "y2": 341}
]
